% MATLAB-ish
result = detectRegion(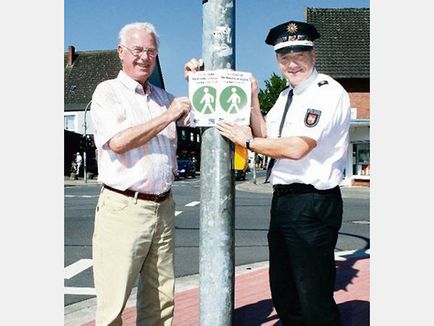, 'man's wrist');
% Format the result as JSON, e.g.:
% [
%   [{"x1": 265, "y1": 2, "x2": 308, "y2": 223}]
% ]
[{"x1": 246, "y1": 136, "x2": 254, "y2": 150}]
